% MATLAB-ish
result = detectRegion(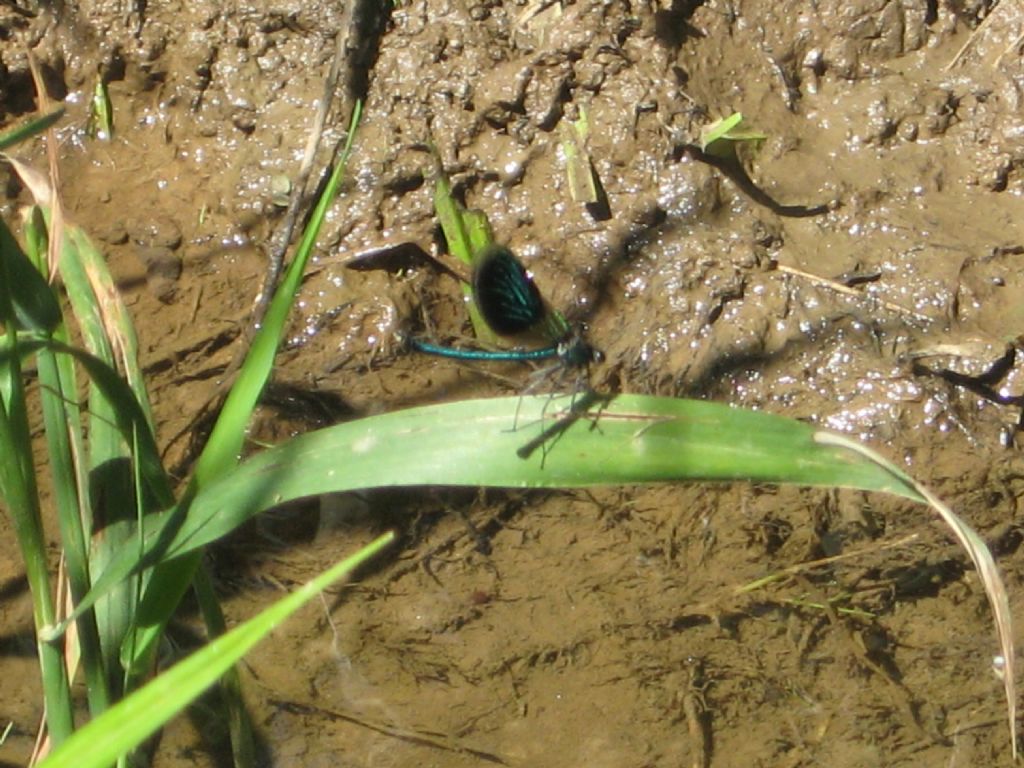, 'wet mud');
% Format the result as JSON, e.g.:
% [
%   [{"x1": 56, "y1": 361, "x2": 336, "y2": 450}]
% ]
[{"x1": 3, "y1": 1, "x2": 1024, "y2": 766}]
